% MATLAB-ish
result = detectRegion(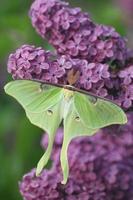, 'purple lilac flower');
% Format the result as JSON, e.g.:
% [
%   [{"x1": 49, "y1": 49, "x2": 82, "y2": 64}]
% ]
[
  {"x1": 29, "y1": 0, "x2": 128, "y2": 64},
  {"x1": 7, "y1": 45, "x2": 111, "y2": 92},
  {"x1": 117, "y1": 81, "x2": 133, "y2": 109},
  {"x1": 119, "y1": 65, "x2": 133, "y2": 85},
  {"x1": 7, "y1": 45, "x2": 65, "y2": 83},
  {"x1": 19, "y1": 113, "x2": 133, "y2": 200},
  {"x1": 8, "y1": 44, "x2": 133, "y2": 109},
  {"x1": 109, "y1": 64, "x2": 133, "y2": 109}
]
